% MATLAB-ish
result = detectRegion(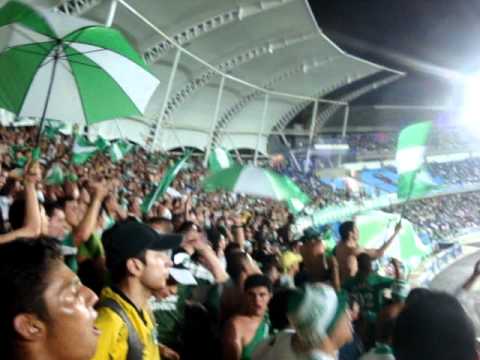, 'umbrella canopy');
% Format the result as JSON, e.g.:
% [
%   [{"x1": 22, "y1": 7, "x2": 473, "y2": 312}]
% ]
[
  {"x1": 203, "y1": 164, "x2": 311, "y2": 208},
  {"x1": 0, "y1": 1, "x2": 159, "y2": 127}
]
